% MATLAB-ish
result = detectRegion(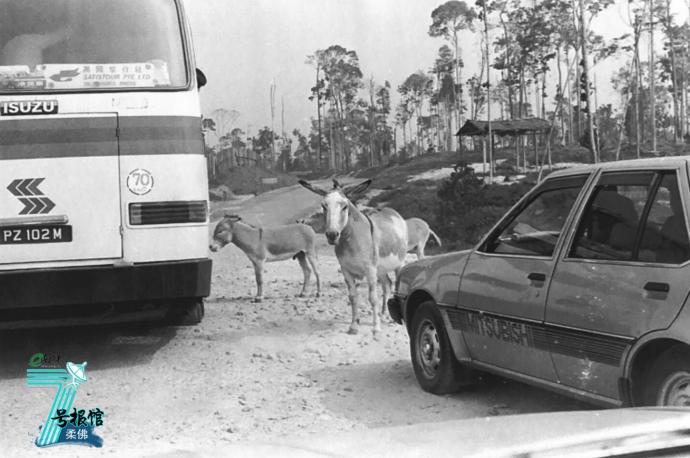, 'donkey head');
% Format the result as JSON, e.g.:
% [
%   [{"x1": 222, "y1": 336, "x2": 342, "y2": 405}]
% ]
[
  {"x1": 299, "y1": 179, "x2": 371, "y2": 245},
  {"x1": 209, "y1": 214, "x2": 242, "y2": 252}
]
